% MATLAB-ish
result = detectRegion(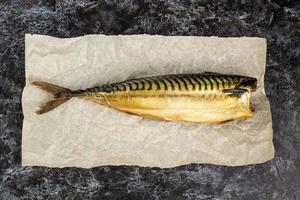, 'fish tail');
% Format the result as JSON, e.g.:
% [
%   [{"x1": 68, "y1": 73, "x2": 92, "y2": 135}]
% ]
[{"x1": 32, "y1": 81, "x2": 74, "y2": 114}]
